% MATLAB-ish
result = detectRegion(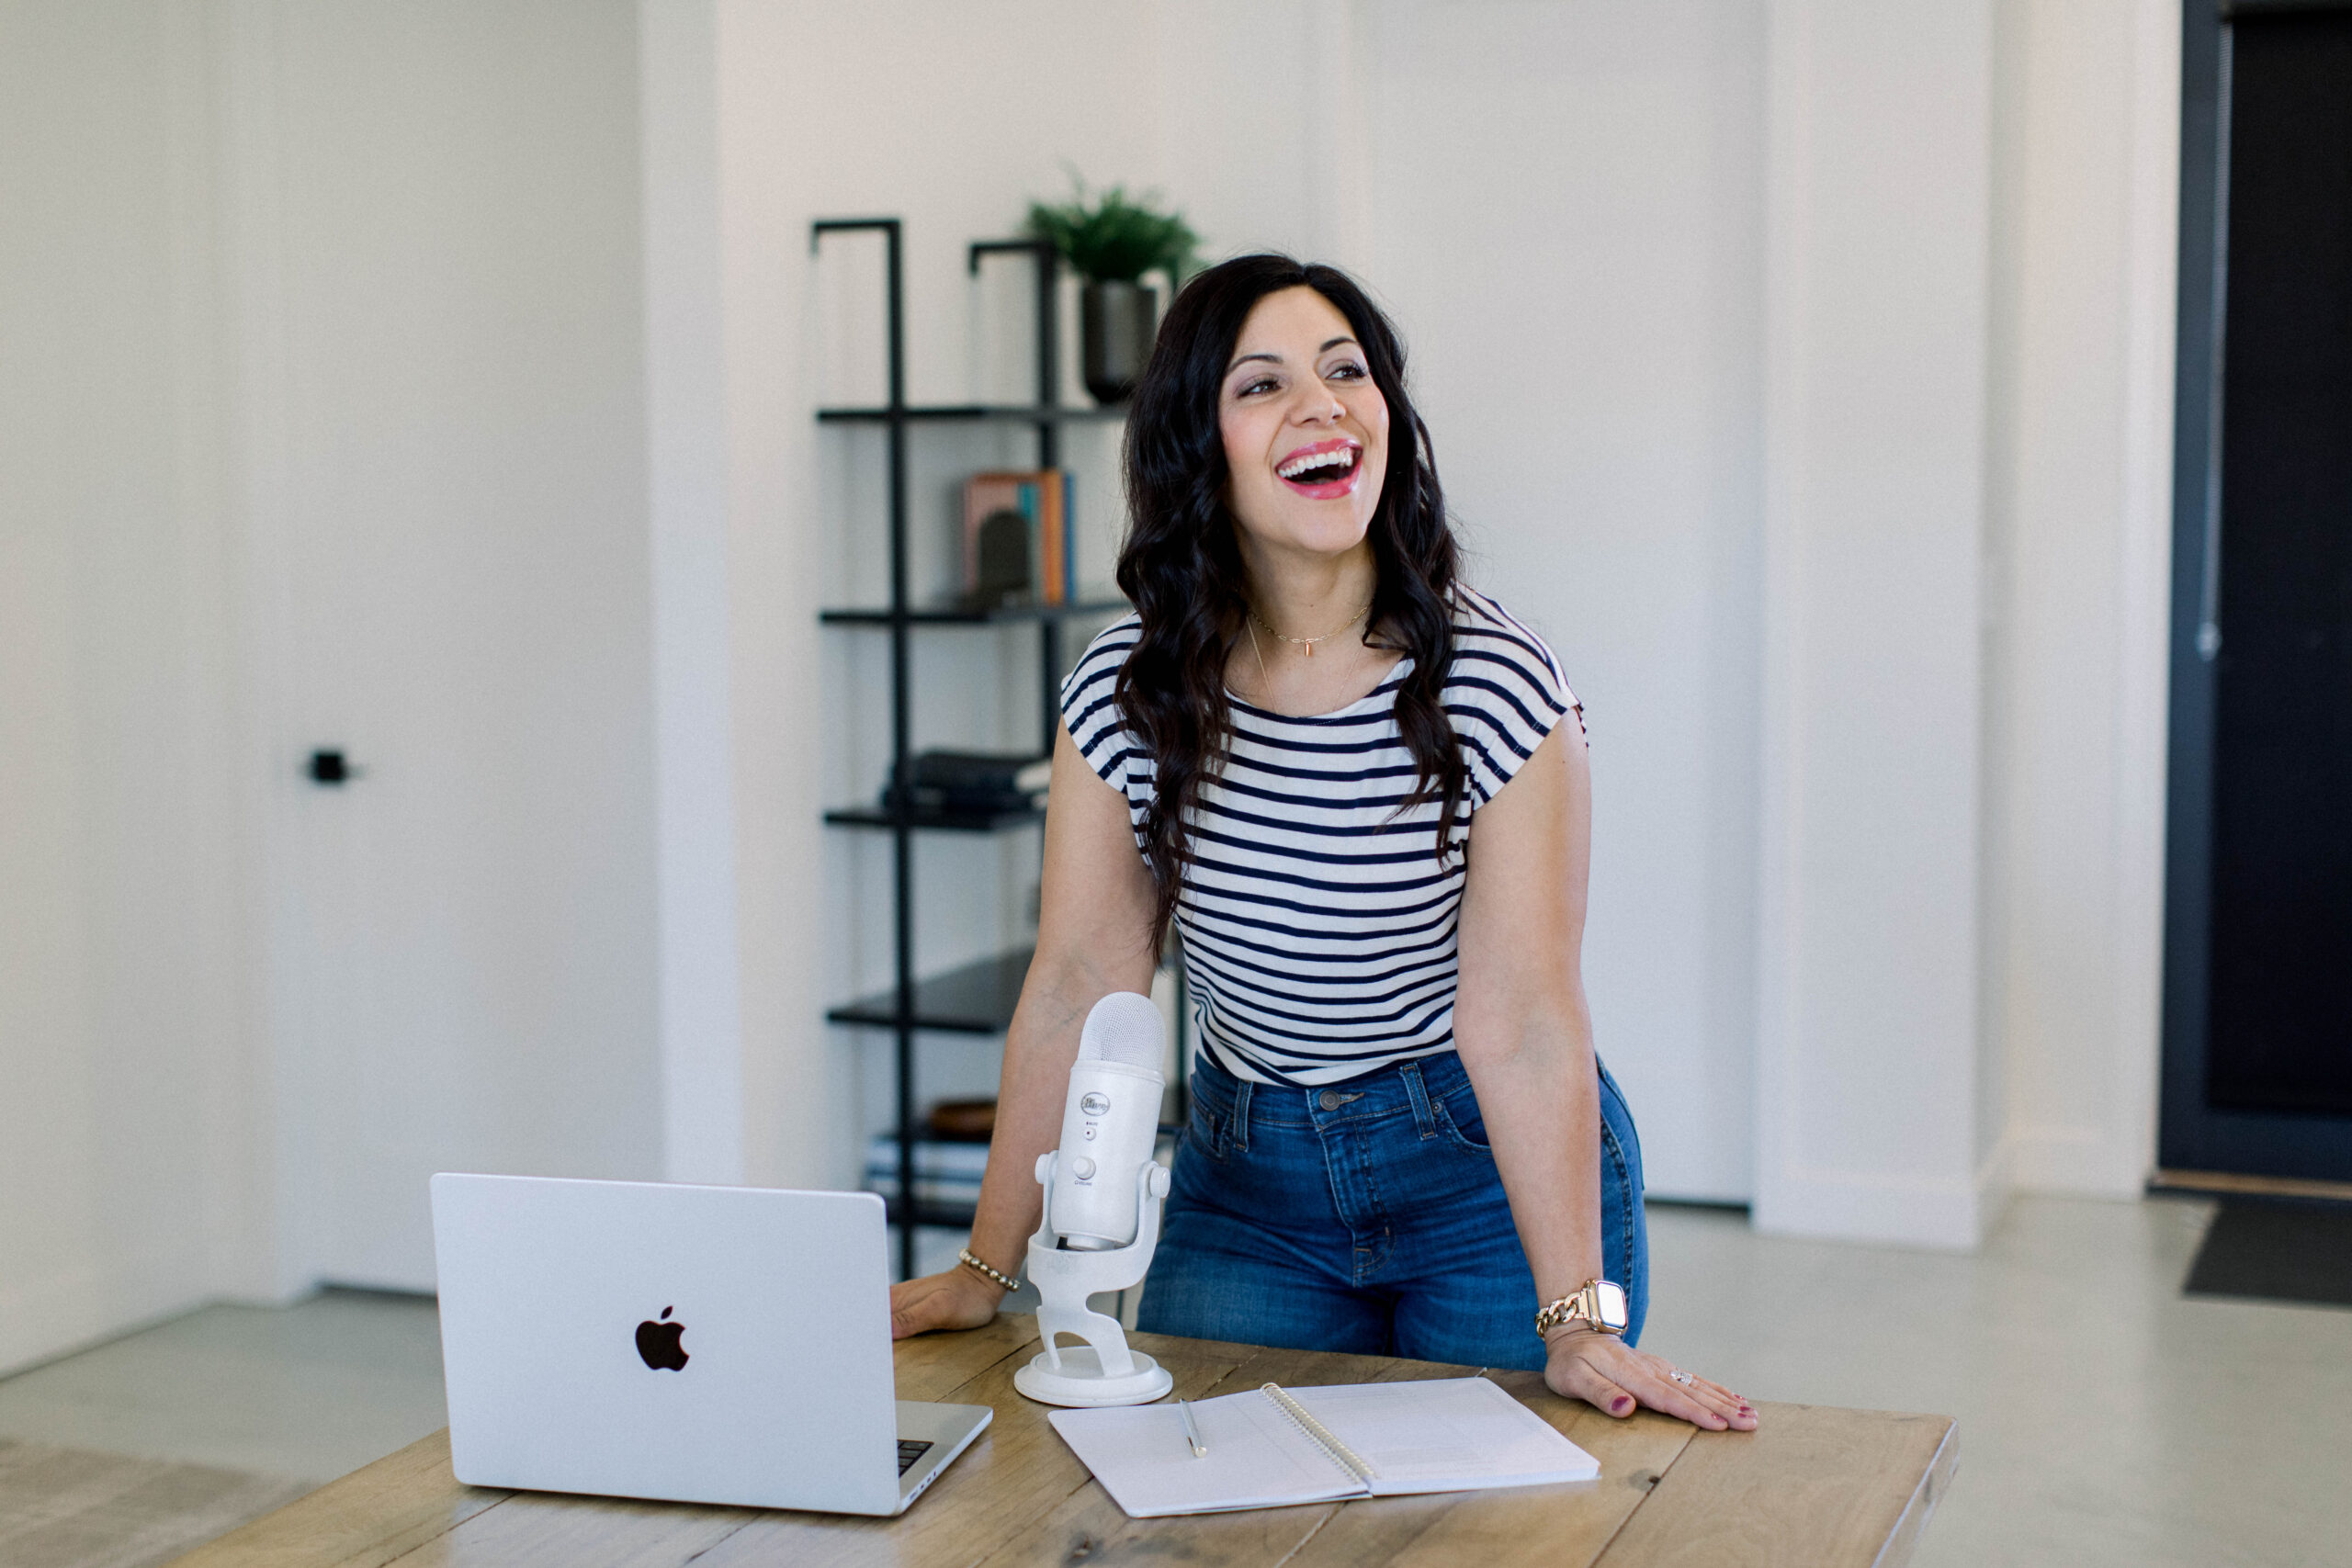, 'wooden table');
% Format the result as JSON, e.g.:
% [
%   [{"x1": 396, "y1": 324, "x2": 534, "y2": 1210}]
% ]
[{"x1": 166, "y1": 1316, "x2": 1954, "y2": 1567}]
